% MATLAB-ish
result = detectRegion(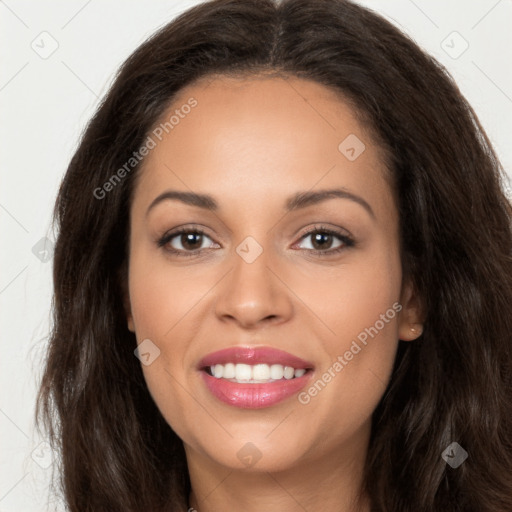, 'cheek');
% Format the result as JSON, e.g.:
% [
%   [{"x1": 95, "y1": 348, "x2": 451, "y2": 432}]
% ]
[
  {"x1": 140, "y1": 364, "x2": 204, "y2": 447},
  {"x1": 127, "y1": 252, "x2": 206, "y2": 438},
  {"x1": 300, "y1": 240, "x2": 402, "y2": 348},
  {"x1": 298, "y1": 243, "x2": 402, "y2": 409},
  {"x1": 128, "y1": 248, "x2": 210, "y2": 339}
]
